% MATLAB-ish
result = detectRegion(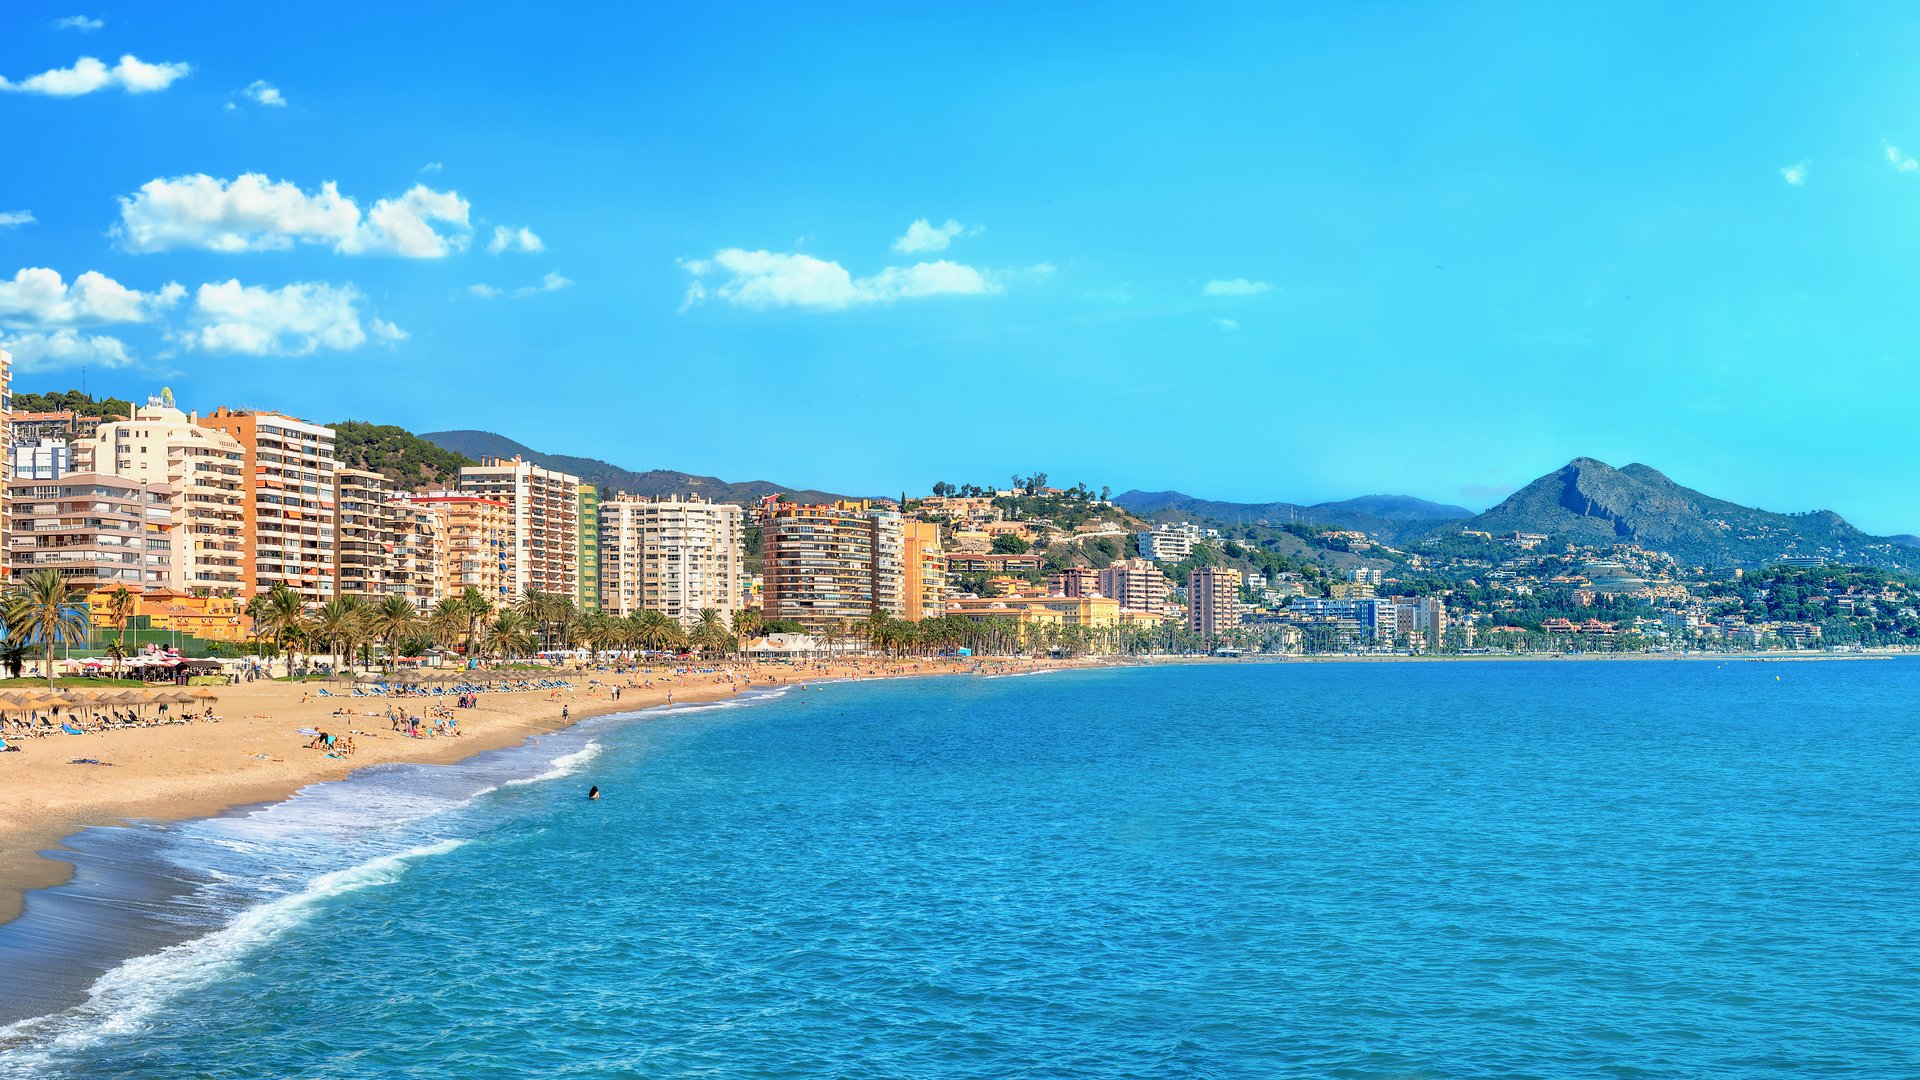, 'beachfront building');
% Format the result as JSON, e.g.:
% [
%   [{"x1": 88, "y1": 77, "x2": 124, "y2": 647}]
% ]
[
  {"x1": 10, "y1": 437, "x2": 70, "y2": 482},
  {"x1": 1097, "y1": 558, "x2": 1171, "y2": 617},
  {"x1": 902, "y1": 520, "x2": 946, "y2": 620},
  {"x1": 333, "y1": 469, "x2": 397, "y2": 597},
  {"x1": 387, "y1": 498, "x2": 445, "y2": 611},
  {"x1": 456, "y1": 457, "x2": 581, "y2": 601},
  {"x1": 577, "y1": 484, "x2": 600, "y2": 612},
  {"x1": 1186, "y1": 566, "x2": 1243, "y2": 638},
  {"x1": 197, "y1": 407, "x2": 339, "y2": 601},
  {"x1": 404, "y1": 492, "x2": 513, "y2": 602},
  {"x1": 88, "y1": 397, "x2": 249, "y2": 596},
  {"x1": 761, "y1": 502, "x2": 907, "y2": 633},
  {"x1": 7, "y1": 472, "x2": 174, "y2": 591},
  {"x1": 598, "y1": 495, "x2": 745, "y2": 626}
]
